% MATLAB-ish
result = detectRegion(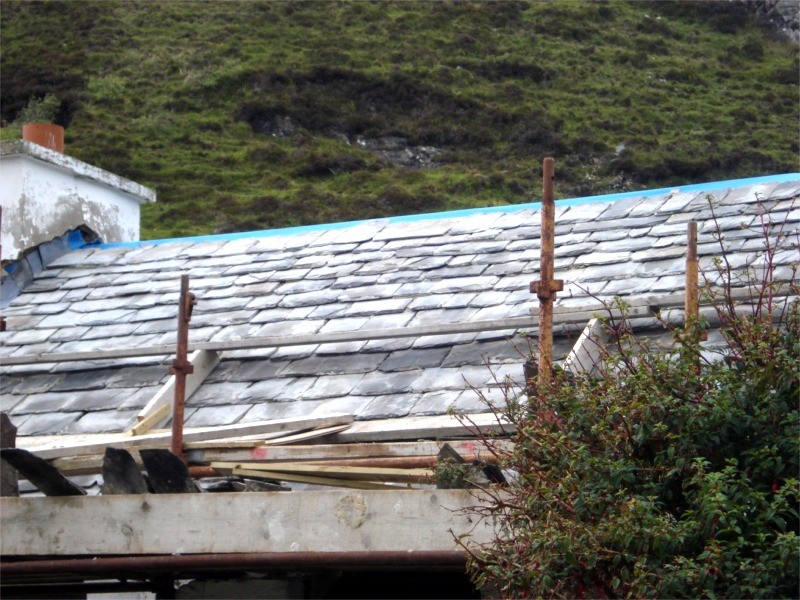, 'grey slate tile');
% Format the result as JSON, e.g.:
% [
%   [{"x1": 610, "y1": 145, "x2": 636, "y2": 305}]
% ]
[
  {"x1": 355, "y1": 258, "x2": 407, "y2": 275},
  {"x1": 280, "y1": 353, "x2": 388, "y2": 377},
  {"x1": 331, "y1": 274, "x2": 381, "y2": 289},
  {"x1": 357, "y1": 394, "x2": 417, "y2": 419},
  {"x1": 650, "y1": 275, "x2": 687, "y2": 293},
  {"x1": 240, "y1": 399, "x2": 325, "y2": 422},
  {"x1": 602, "y1": 277, "x2": 657, "y2": 296},
  {"x1": 402, "y1": 256, "x2": 451, "y2": 271},
  {"x1": 627, "y1": 196, "x2": 668, "y2": 217},
  {"x1": 307, "y1": 303, "x2": 350, "y2": 320},
  {"x1": 559, "y1": 242, "x2": 597, "y2": 258},
  {"x1": 37, "y1": 311, "x2": 86, "y2": 329},
  {"x1": 118, "y1": 385, "x2": 164, "y2": 410},
  {"x1": 9, "y1": 373, "x2": 62, "y2": 395},
  {"x1": 633, "y1": 244, "x2": 687, "y2": 262},
  {"x1": 299, "y1": 373, "x2": 365, "y2": 400},
  {"x1": 107, "y1": 365, "x2": 170, "y2": 388},
  {"x1": 408, "y1": 391, "x2": 459, "y2": 416},
  {"x1": 575, "y1": 251, "x2": 630, "y2": 266},
  {"x1": 208, "y1": 323, "x2": 263, "y2": 343},
  {"x1": 336, "y1": 283, "x2": 403, "y2": 302},
  {"x1": 441, "y1": 340, "x2": 522, "y2": 368},
  {"x1": 343, "y1": 298, "x2": 412, "y2": 318},
  {"x1": 407, "y1": 307, "x2": 479, "y2": 328},
  {"x1": 700, "y1": 215, "x2": 754, "y2": 234},
  {"x1": 280, "y1": 289, "x2": 342, "y2": 308},
  {"x1": 51, "y1": 369, "x2": 116, "y2": 392},
  {"x1": 312, "y1": 396, "x2": 373, "y2": 419},
  {"x1": 30, "y1": 302, "x2": 72, "y2": 316},
  {"x1": 79, "y1": 308, "x2": 136, "y2": 326},
  {"x1": 412, "y1": 332, "x2": 476, "y2": 349},
  {"x1": 81, "y1": 323, "x2": 142, "y2": 341},
  {"x1": 13, "y1": 392, "x2": 80, "y2": 414},
  {"x1": 769, "y1": 180, "x2": 800, "y2": 200},
  {"x1": 185, "y1": 404, "x2": 251, "y2": 428},
  {"x1": 380, "y1": 347, "x2": 450, "y2": 372},
  {"x1": 441, "y1": 292, "x2": 479, "y2": 308},
  {"x1": 399, "y1": 276, "x2": 498, "y2": 296},
  {"x1": 573, "y1": 215, "x2": 662, "y2": 233},
  {"x1": 224, "y1": 359, "x2": 286, "y2": 383},
  {"x1": 16, "y1": 412, "x2": 82, "y2": 435},
  {"x1": 251, "y1": 307, "x2": 313, "y2": 325},
  {"x1": 362, "y1": 337, "x2": 415, "y2": 353},
  {"x1": 65, "y1": 389, "x2": 126, "y2": 412},
  {"x1": 64, "y1": 409, "x2": 137, "y2": 434},
  {"x1": 316, "y1": 341, "x2": 368, "y2": 355},
  {"x1": 270, "y1": 344, "x2": 320, "y2": 361},
  {"x1": 595, "y1": 236, "x2": 657, "y2": 253},
  {"x1": 587, "y1": 230, "x2": 630, "y2": 243},
  {"x1": 597, "y1": 196, "x2": 644, "y2": 220},
  {"x1": 0, "y1": 391, "x2": 24, "y2": 413},
  {"x1": 559, "y1": 202, "x2": 609, "y2": 223},
  {"x1": 187, "y1": 382, "x2": 252, "y2": 407},
  {"x1": 451, "y1": 388, "x2": 505, "y2": 414},
  {"x1": 659, "y1": 191, "x2": 701, "y2": 213},
  {"x1": 373, "y1": 220, "x2": 451, "y2": 241},
  {"x1": 254, "y1": 319, "x2": 326, "y2": 338},
  {"x1": 239, "y1": 377, "x2": 302, "y2": 401},
  {"x1": 319, "y1": 316, "x2": 369, "y2": 334},
  {"x1": 5, "y1": 328, "x2": 57, "y2": 345}
]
